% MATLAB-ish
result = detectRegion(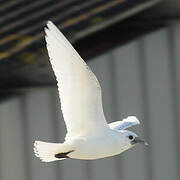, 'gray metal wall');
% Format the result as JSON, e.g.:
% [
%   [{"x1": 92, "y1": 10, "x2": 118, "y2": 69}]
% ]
[{"x1": 1, "y1": 23, "x2": 180, "y2": 180}]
